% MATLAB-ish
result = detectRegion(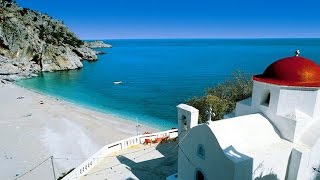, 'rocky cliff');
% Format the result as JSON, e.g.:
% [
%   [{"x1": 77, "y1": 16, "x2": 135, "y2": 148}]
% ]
[{"x1": 0, "y1": 0, "x2": 100, "y2": 80}]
